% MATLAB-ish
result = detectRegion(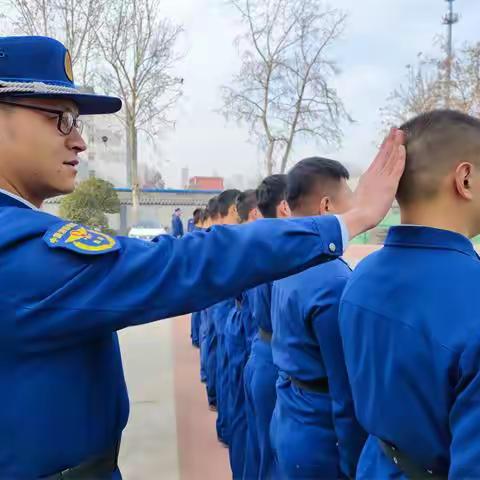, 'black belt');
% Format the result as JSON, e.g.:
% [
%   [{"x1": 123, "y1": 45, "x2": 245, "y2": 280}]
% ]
[
  {"x1": 289, "y1": 376, "x2": 329, "y2": 394},
  {"x1": 378, "y1": 438, "x2": 446, "y2": 480},
  {"x1": 43, "y1": 441, "x2": 120, "y2": 480},
  {"x1": 258, "y1": 328, "x2": 272, "y2": 342}
]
